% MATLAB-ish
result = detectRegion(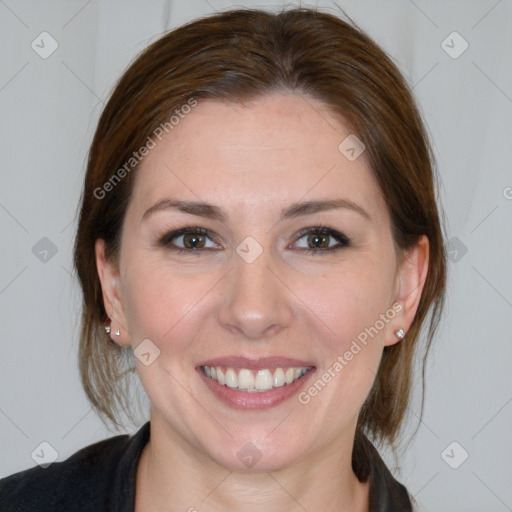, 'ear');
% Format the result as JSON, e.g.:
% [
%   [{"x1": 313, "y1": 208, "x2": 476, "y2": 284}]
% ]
[
  {"x1": 95, "y1": 239, "x2": 130, "y2": 347},
  {"x1": 384, "y1": 235, "x2": 429, "y2": 347}
]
